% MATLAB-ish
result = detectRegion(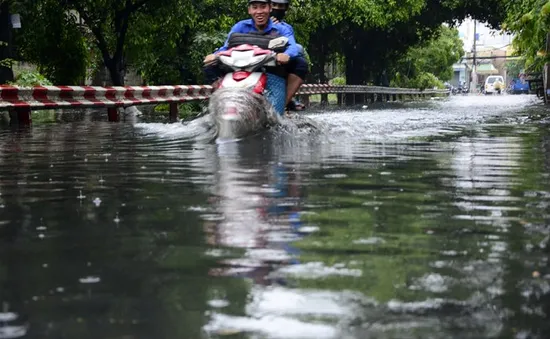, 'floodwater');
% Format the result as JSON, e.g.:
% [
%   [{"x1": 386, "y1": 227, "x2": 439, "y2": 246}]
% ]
[{"x1": 0, "y1": 94, "x2": 549, "y2": 339}]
